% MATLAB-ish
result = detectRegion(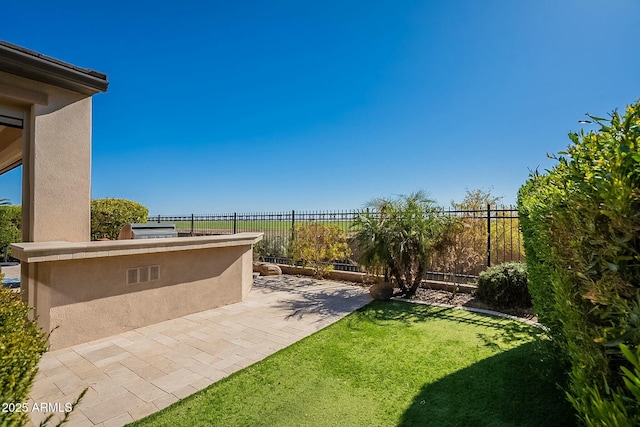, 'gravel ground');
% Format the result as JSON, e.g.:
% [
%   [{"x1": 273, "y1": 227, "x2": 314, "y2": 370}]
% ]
[
  {"x1": 409, "y1": 286, "x2": 537, "y2": 322},
  {"x1": 296, "y1": 274, "x2": 538, "y2": 323}
]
